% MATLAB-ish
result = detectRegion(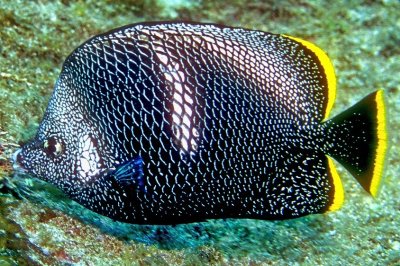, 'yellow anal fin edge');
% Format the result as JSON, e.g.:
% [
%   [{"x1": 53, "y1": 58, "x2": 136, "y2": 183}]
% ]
[
  {"x1": 326, "y1": 156, "x2": 344, "y2": 212},
  {"x1": 369, "y1": 89, "x2": 388, "y2": 198},
  {"x1": 282, "y1": 35, "x2": 337, "y2": 121}
]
